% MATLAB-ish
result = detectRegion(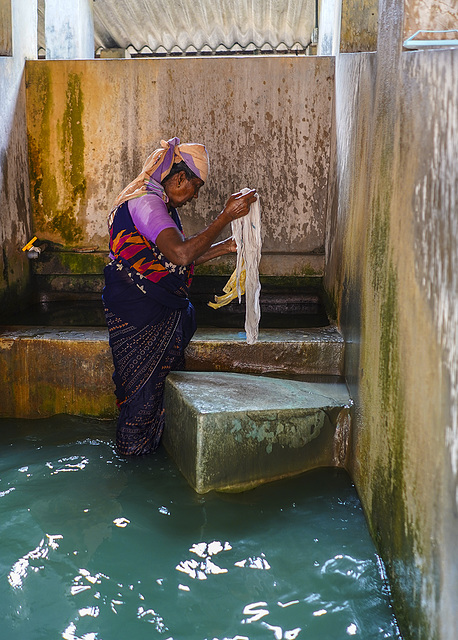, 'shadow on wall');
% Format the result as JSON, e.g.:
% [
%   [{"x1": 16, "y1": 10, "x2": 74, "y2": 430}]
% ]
[{"x1": 0, "y1": 68, "x2": 34, "y2": 319}]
